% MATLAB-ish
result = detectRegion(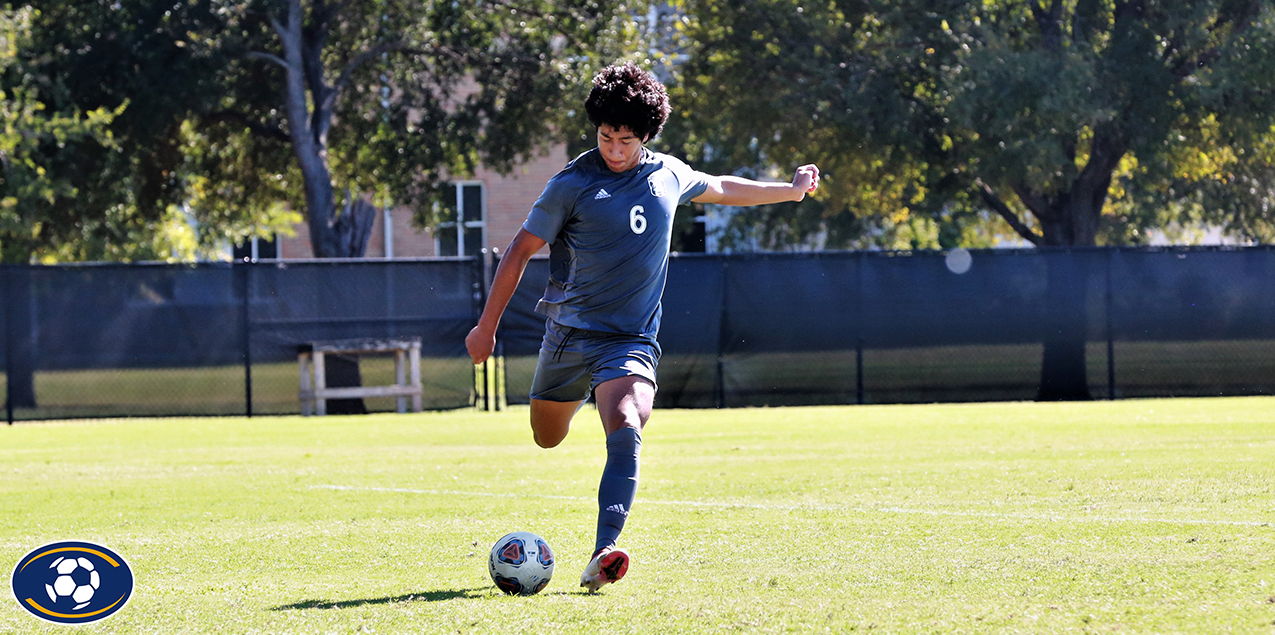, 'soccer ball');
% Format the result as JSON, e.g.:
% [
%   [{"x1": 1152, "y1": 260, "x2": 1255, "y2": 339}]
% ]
[
  {"x1": 488, "y1": 531, "x2": 555, "y2": 596},
  {"x1": 45, "y1": 557, "x2": 99, "y2": 610}
]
